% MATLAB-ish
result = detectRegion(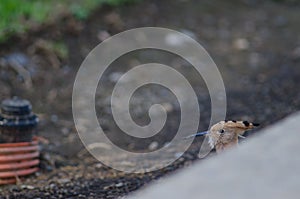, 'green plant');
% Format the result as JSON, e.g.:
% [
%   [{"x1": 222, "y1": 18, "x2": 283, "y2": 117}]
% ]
[{"x1": 0, "y1": 0, "x2": 142, "y2": 42}]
